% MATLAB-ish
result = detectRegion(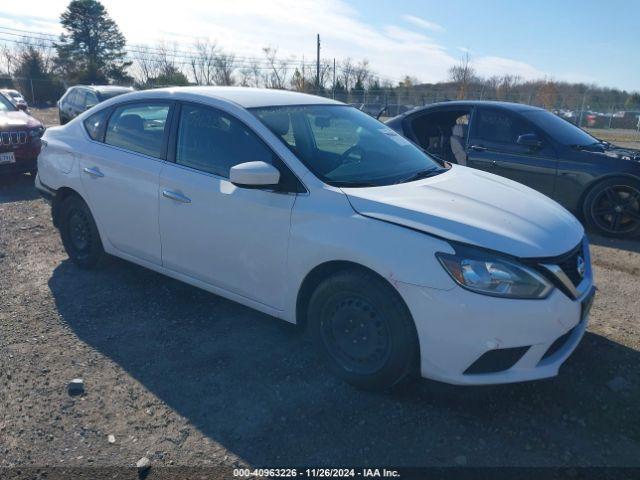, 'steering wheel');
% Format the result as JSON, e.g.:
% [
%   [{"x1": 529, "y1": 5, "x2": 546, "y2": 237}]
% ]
[{"x1": 339, "y1": 145, "x2": 365, "y2": 165}]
